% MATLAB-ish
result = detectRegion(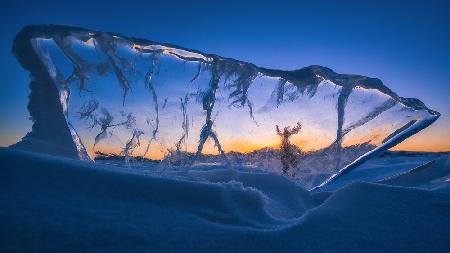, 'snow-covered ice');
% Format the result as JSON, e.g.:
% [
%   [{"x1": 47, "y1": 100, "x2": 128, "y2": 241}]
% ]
[
  {"x1": 1, "y1": 148, "x2": 449, "y2": 252},
  {"x1": 320, "y1": 151, "x2": 447, "y2": 191}
]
